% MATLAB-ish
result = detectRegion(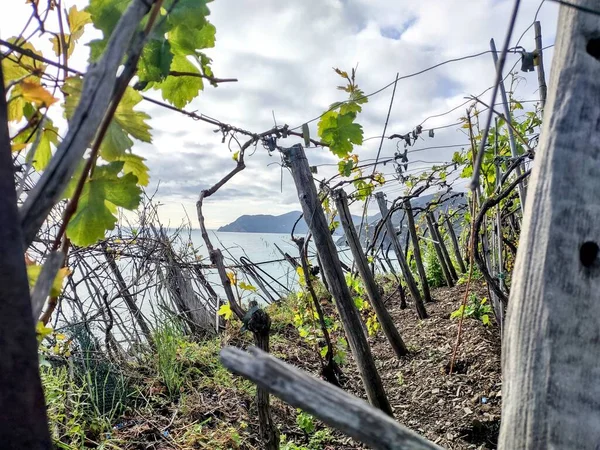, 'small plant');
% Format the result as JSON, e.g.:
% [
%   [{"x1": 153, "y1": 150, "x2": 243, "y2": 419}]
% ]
[
  {"x1": 396, "y1": 371, "x2": 405, "y2": 386},
  {"x1": 451, "y1": 294, "x2": 493, "y2": 325},
  {"x1": 153, "y1": 319, "x2": 186, "y2": 398},
  {"x1": 424, "y1": 241, "x2": 445, "y2": 287},
  {"x1": 297, "y1": 410, "x2": 316, "y2": 435}
]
